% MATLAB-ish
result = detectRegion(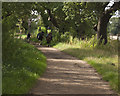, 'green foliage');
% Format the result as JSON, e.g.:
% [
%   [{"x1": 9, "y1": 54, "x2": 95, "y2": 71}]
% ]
[
  {"x1": 2, "y1": 2, "x2": 119, "y2": 94},
  {"x1": 2, "y1": 16, "x2": 18, "y2": 62},
  {"x1": 54, "y1": 37, "x2": 118, "y2": 93},
  {"x1": 2, "y1": 3, "x2": 47, "y2": 93},
  {"x1": 60, "y1": 32, "x2": 71, "y2": 42},
  {"x1": 3, "y1": 40, "x2": 46, "y2": 94},
  {"x1": 61, "y1": 2, "x2": 97, "y2": 38},
  {"x1": 30, "y1": 21, "x2": 37, "y2": 32},
  {"x1": 108, "y1": 17, "x2": 120, "y2": 35},
  {"x1": 2, "y1": 2, "x2": 119, "y2": 44}
]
